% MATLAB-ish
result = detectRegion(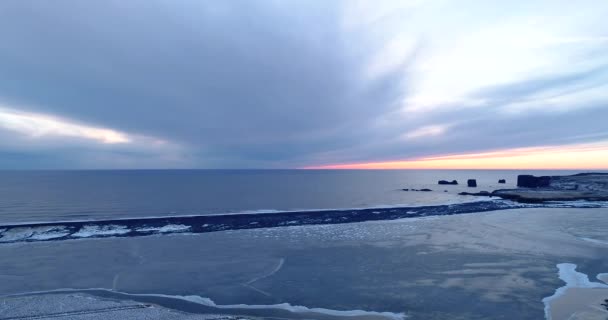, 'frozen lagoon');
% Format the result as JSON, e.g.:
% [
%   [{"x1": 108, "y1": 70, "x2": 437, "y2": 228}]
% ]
[{"x1": 1, "y1": 208, "x2": 607, "y2": 319}]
